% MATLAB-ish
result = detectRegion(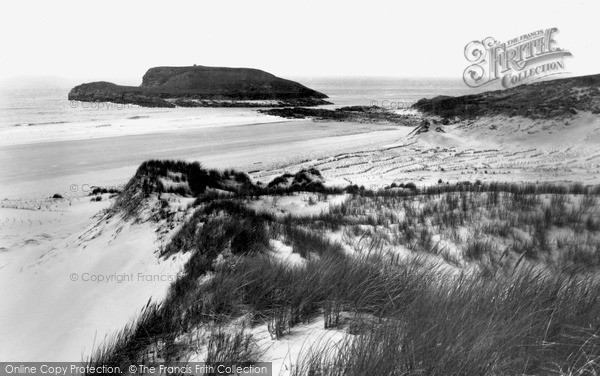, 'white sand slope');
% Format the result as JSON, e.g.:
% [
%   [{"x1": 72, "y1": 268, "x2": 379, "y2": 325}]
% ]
[
  {"x1": 0, "y1": 196, "x2": 188, "y2": 361},
  {"x1": 251, "y1": 317, "x2": 347, "y2": 376},
  {"x1": 248, "y1": 193, "x2": 348, "y2": 218}
]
